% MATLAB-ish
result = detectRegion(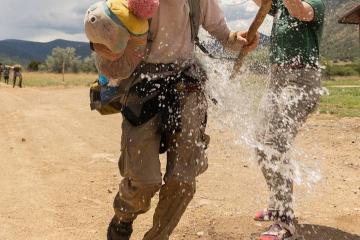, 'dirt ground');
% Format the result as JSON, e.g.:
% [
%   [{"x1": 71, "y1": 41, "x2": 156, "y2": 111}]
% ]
[{"x1": 0, "y1": 85, "x2": 359, "y2": 240}]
